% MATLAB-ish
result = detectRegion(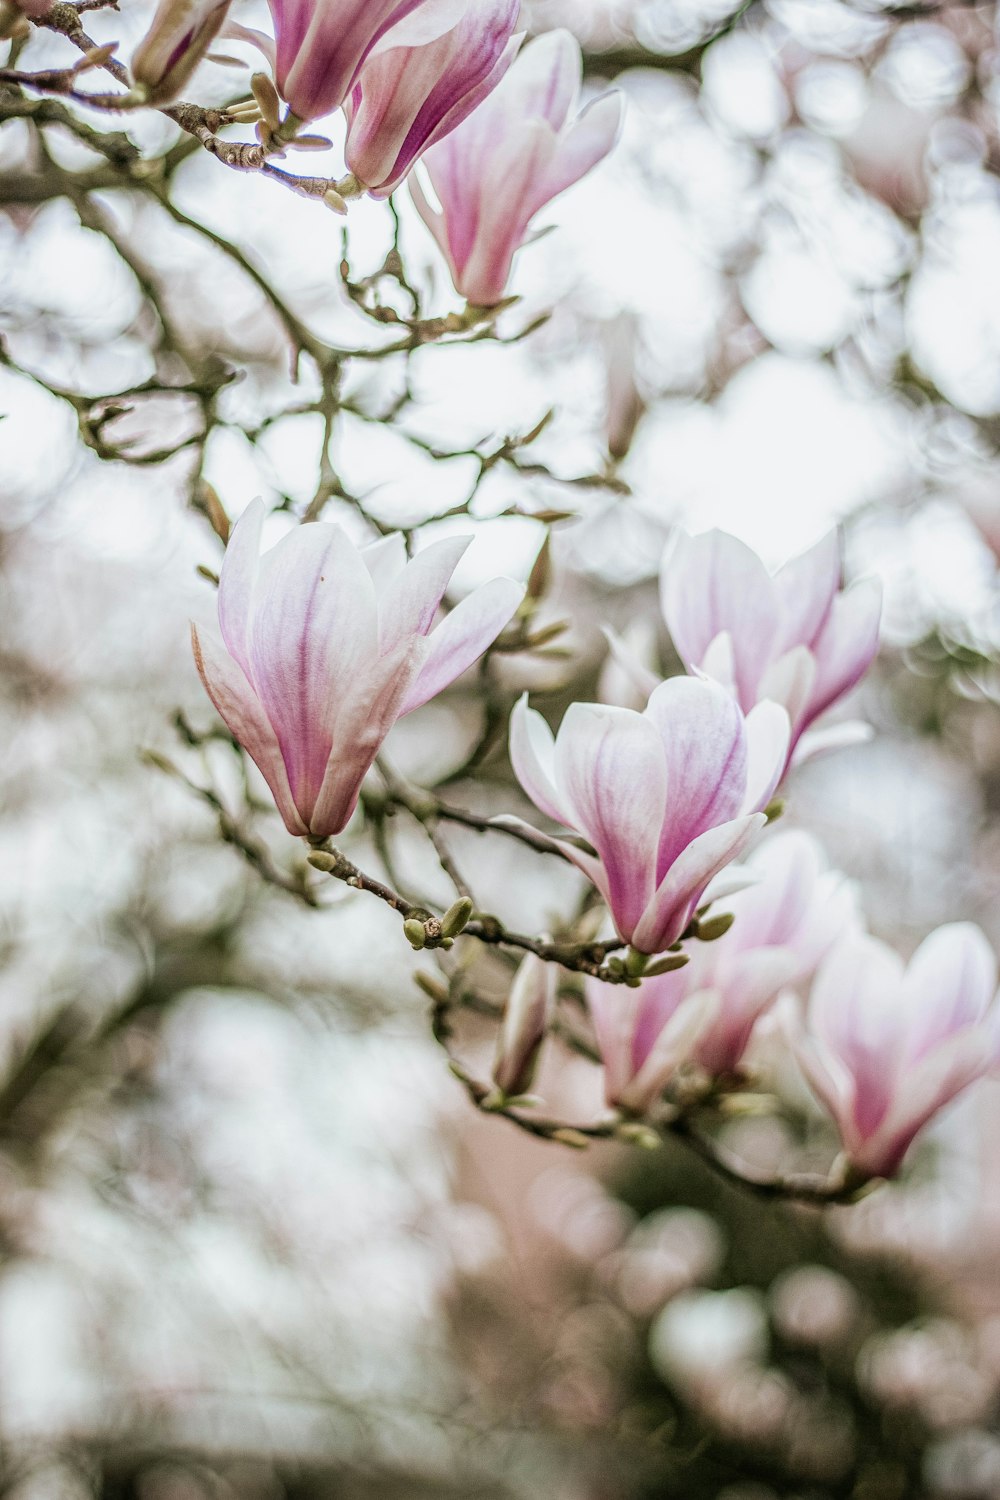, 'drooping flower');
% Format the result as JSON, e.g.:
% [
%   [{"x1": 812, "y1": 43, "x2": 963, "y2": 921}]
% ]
[
  {"x1": 586, "y1": 830, "x2": 857, "y2": 1113},
  {"x1": 796, "y1": 923, "x2": 1000, "y2": 1179},
  {"x1": 411, "y1": 29, "x2": 622, "y2": 306},
  {"x1": 192, "y1": 500, "x2": 523, "y2": 839},
  {"x1": 493, "y1": 952, "x2": 555, "y2": 1097},
  {"x1": 131, "y1": 0, "x2": 233, "y2": 105},
  {"x1": 508, "y1": 677, "x2": 789, "y2": 956},
  {"x1": 660, "y1": 529, "x2": 882, "y2": 768},
  {"x1": 266, "y1": 0, "x2": 466, "y2": 123},
  {"x1": 343, "y1": 0, "x2": 521, "y2": 199}
]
